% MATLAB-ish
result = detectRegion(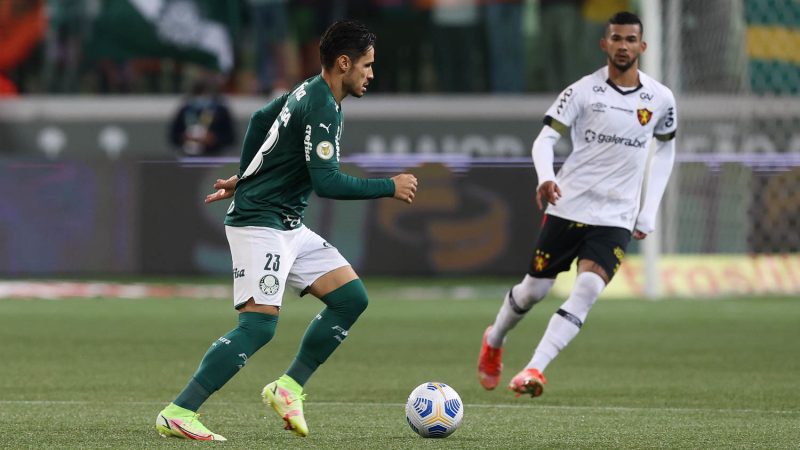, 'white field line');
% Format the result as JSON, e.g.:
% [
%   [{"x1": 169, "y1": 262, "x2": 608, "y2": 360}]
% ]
[{"x1": 0, "y1": 400, "x2": 796, "y2": 415}]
